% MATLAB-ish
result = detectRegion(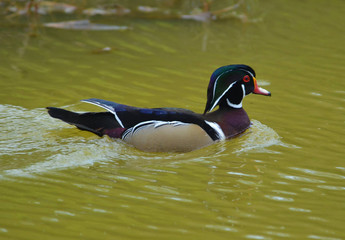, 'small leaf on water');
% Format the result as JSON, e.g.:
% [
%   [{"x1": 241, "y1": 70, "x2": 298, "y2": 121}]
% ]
[{"x1": 92, "y1": 47, "x2": 113, "y2": 54}]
